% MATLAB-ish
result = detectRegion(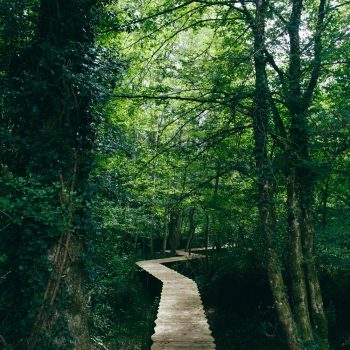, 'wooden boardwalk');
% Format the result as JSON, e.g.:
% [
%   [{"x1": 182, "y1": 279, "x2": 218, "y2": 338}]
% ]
[{"x1": 137, "y1": 250, "x2": 216, "y2": 350}]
